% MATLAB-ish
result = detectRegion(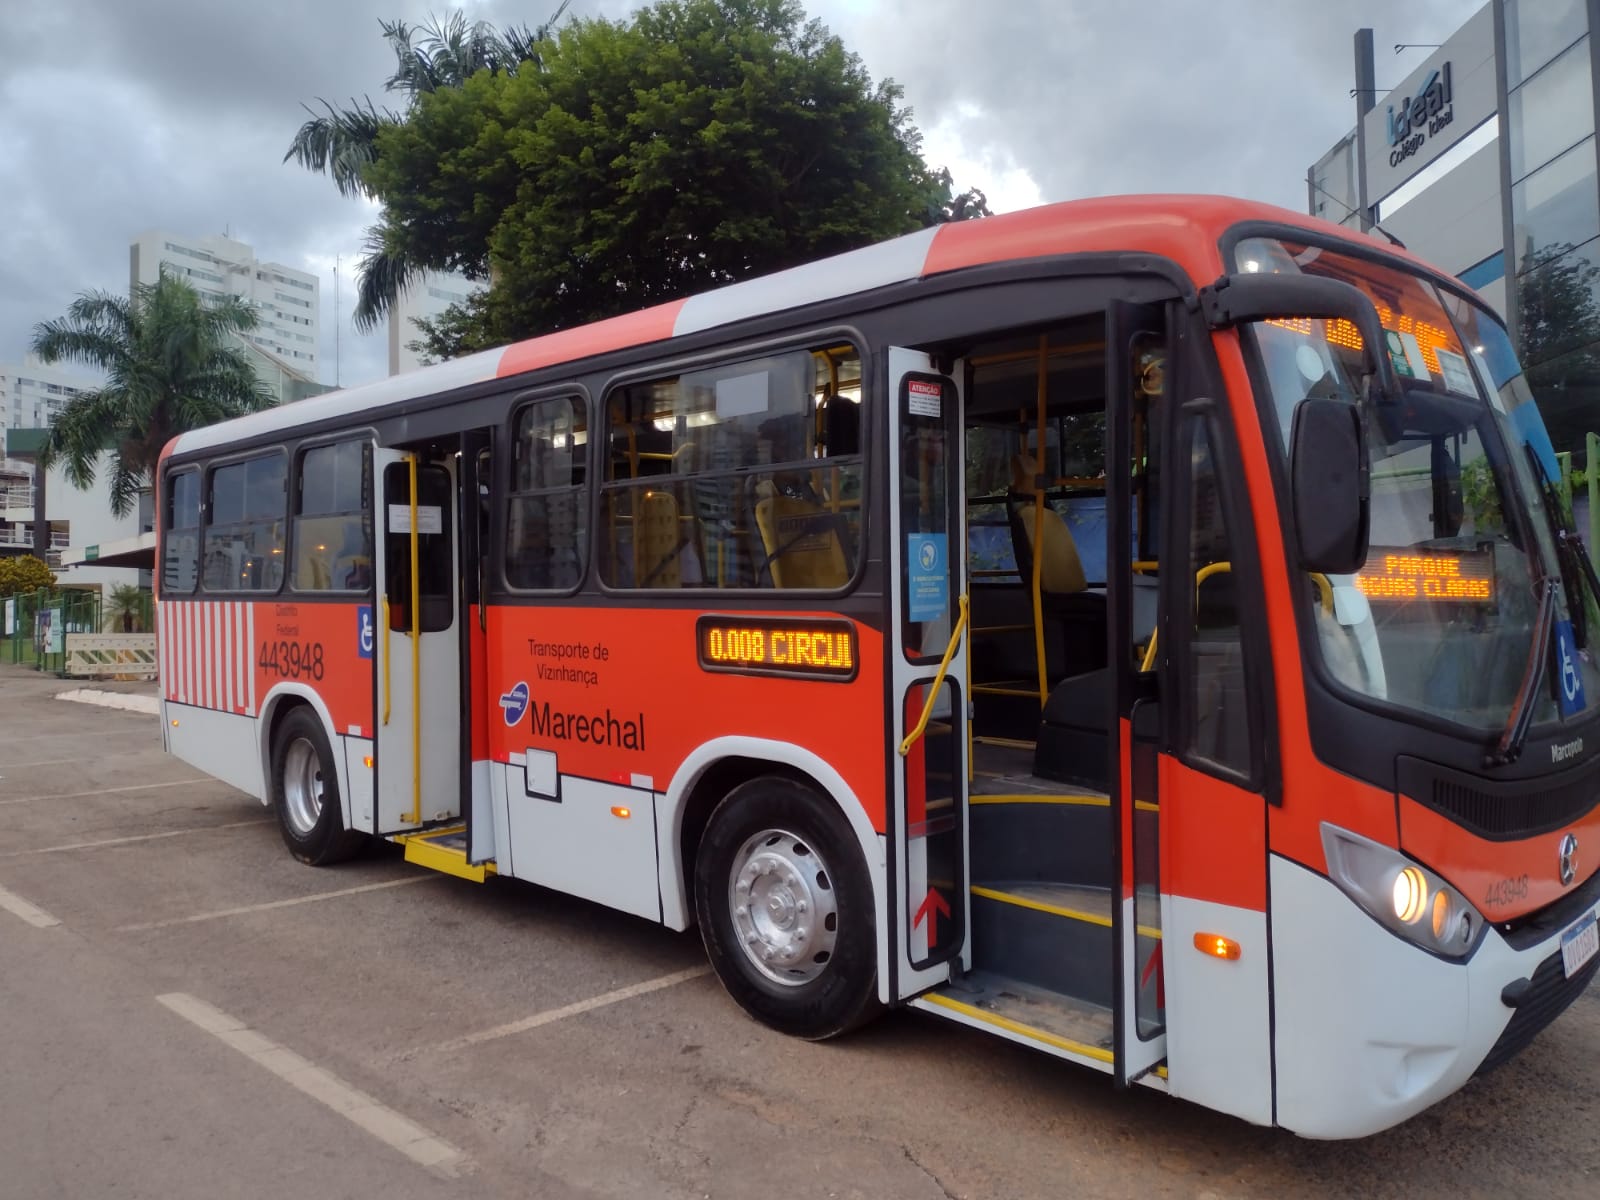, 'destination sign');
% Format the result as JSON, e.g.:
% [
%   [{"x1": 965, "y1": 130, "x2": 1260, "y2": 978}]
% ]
[
  {"x1": 1355, "y1": 546, "x2": 1495, "y2": 604},
  {"x1": 696, "y1": 616, "x2": 858, "y2": 681}
]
